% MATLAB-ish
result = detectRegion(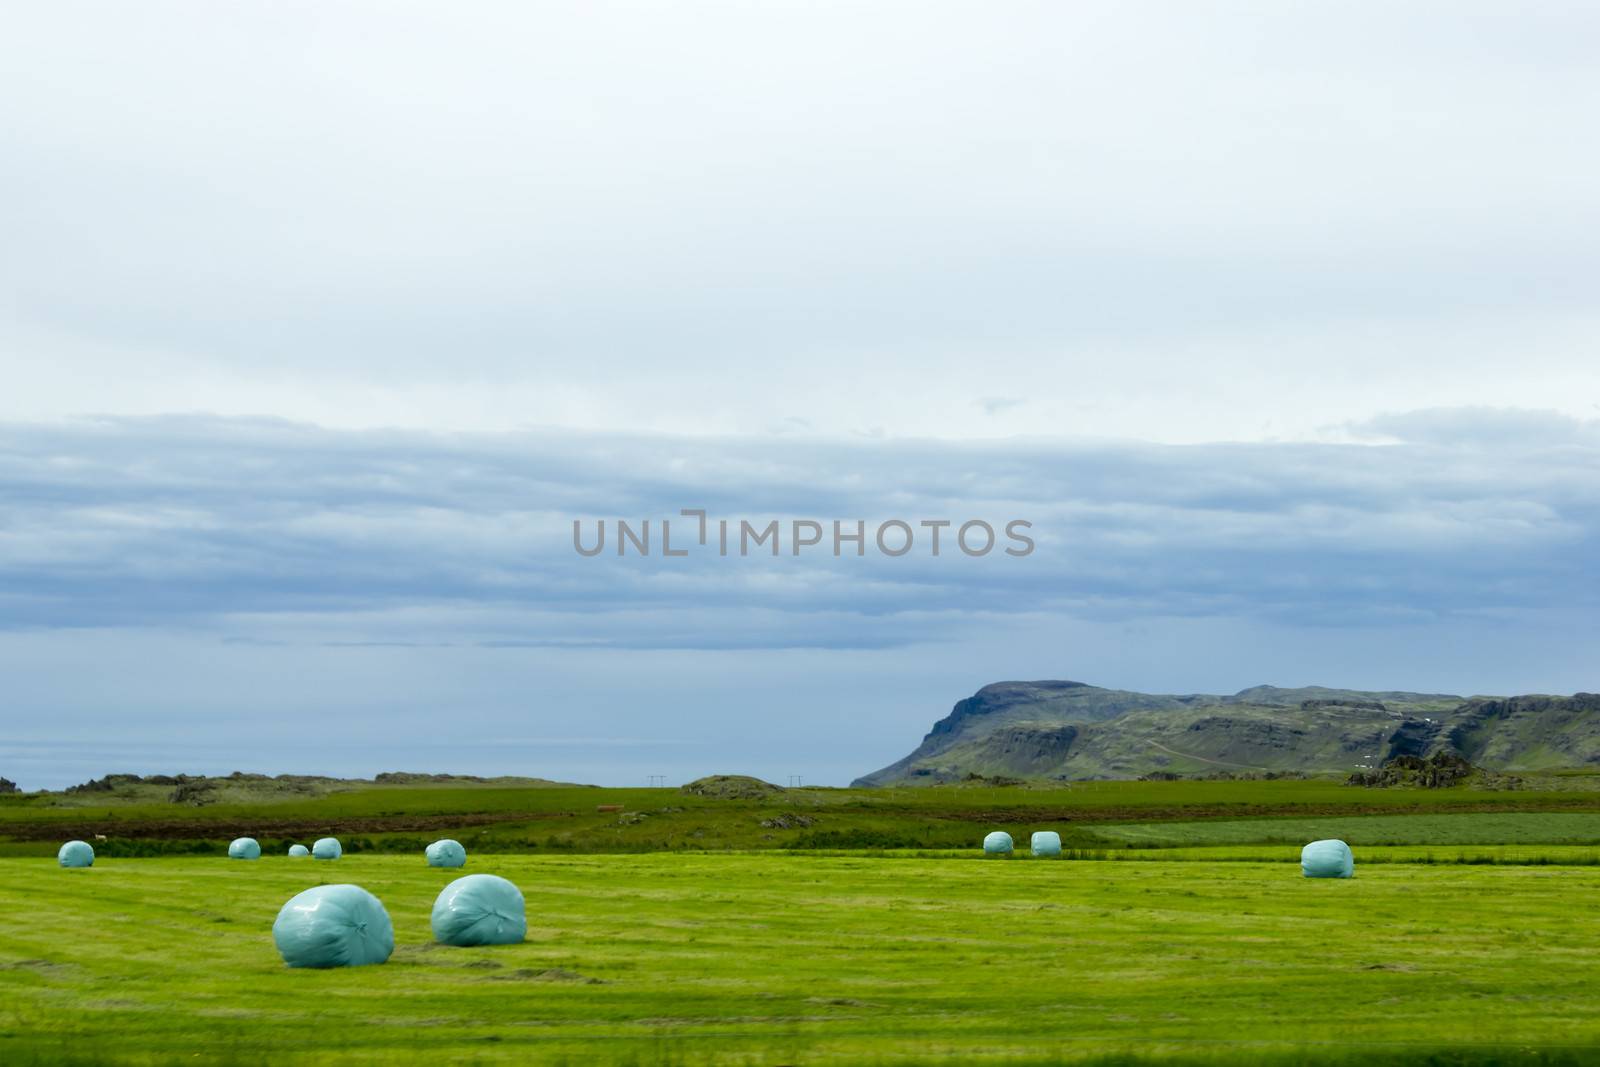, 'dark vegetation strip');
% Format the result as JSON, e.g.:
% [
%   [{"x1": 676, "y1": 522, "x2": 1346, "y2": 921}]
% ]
[
  {"x1": 0, "y1": 809, "x2": 573, "y2": 842},
  {"x1": 917, "y1": 799, "x2": 1600, "y2": 823}
]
